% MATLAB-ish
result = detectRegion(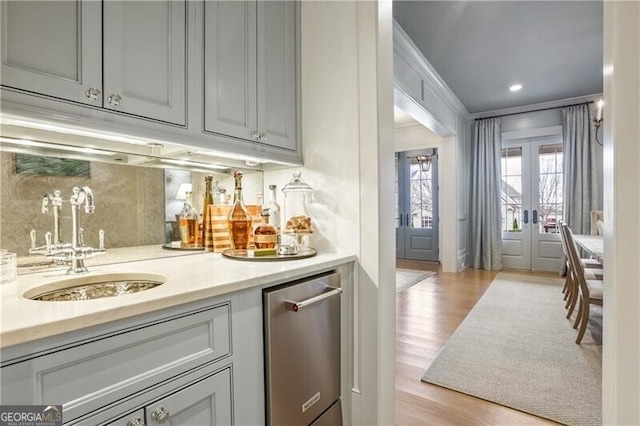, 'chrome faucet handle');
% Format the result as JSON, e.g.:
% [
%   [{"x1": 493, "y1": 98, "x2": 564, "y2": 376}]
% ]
[
  {"x1": 30, "y1": 229, "x2": 37, "y2": 251},
  {"x1": 41, "y1": 195, "x2": 50, "y2": 214},
  {"x1": 51, "y1": 190, "x2": 63, "y2": 206},
  {"x1": 45, "y1": 232, "x2": 52, "y2": 254},
  {"x1": 99, "y1": 230, "x2": 105, "y2": 250},
  {"x1": 82, "y1": 186, "x2": 95, "y2": 213}
]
